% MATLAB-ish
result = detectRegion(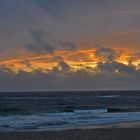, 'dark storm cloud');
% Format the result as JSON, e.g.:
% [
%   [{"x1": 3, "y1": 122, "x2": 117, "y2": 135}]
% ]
[
  {"x1": 51, "y1": 56, "x2": 70, "y2": 72},
  {"x1": 96, "y1": 61, "x2": 136, "y2": 75},
  {"x1": 0, "y1": 64, "x2": 140, "y2": 91},
  {"x1": 24, "y1": 30, "x2": 54, "y2": 54},
  {"x1": 95, "y1": 45, "x2": 117, "y2": 62},
  {"x1": 25, "y1": 29, "x2": 77, "y2": 53},
  {"x1": 57, "y1": 60, "x2": 70, "y2": 72}
]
